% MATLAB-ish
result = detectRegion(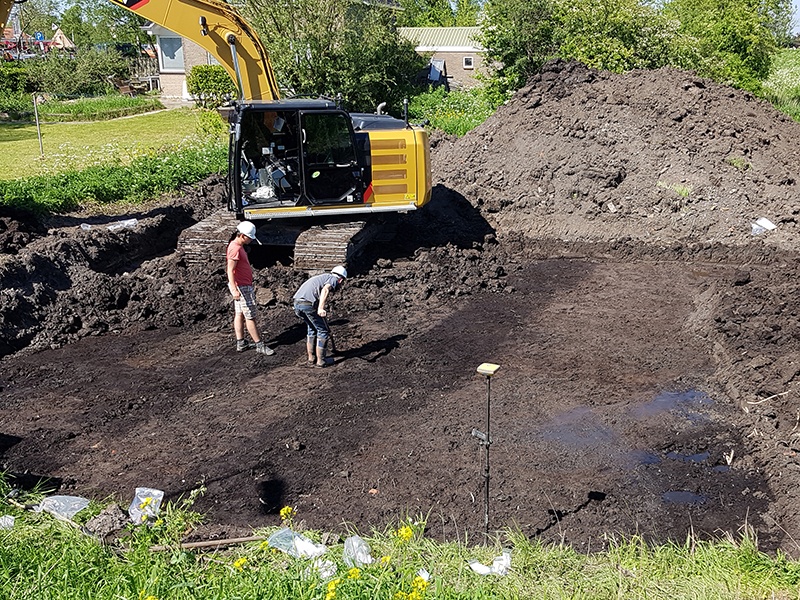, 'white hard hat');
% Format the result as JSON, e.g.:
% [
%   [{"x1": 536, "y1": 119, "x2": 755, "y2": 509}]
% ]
[
  {"x1": 331, "y1": 265, "x2": 348, "y2": 279},
  {"x1": 236, "y1": 221, "x2": 260, "y2": 243}
]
